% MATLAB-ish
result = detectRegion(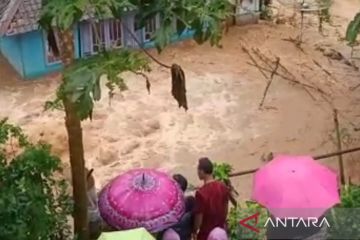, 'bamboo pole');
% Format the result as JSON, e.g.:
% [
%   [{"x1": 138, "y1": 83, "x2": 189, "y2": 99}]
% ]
[
  {"x1": 333, "y1": 109, "x2": 346, "y2": 184},
  {"x1": 229, "y1": 147, "x2": 360, "y2": 178}
]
